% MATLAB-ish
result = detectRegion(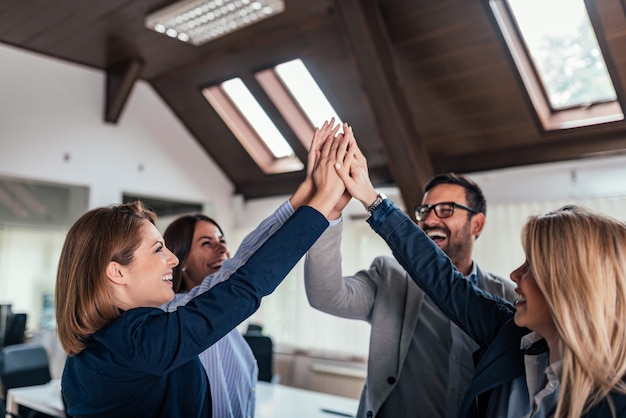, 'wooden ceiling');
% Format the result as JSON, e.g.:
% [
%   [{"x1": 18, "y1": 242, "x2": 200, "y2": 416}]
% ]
[{"x1": 3, "y1": 0, "x2": 626, "y2": 213}]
